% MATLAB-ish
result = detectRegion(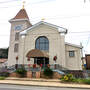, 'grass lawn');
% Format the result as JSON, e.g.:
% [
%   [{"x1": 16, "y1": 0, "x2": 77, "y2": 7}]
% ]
[{"x1": 0, "y1": 76, "x2": 5, "y2": 80}]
